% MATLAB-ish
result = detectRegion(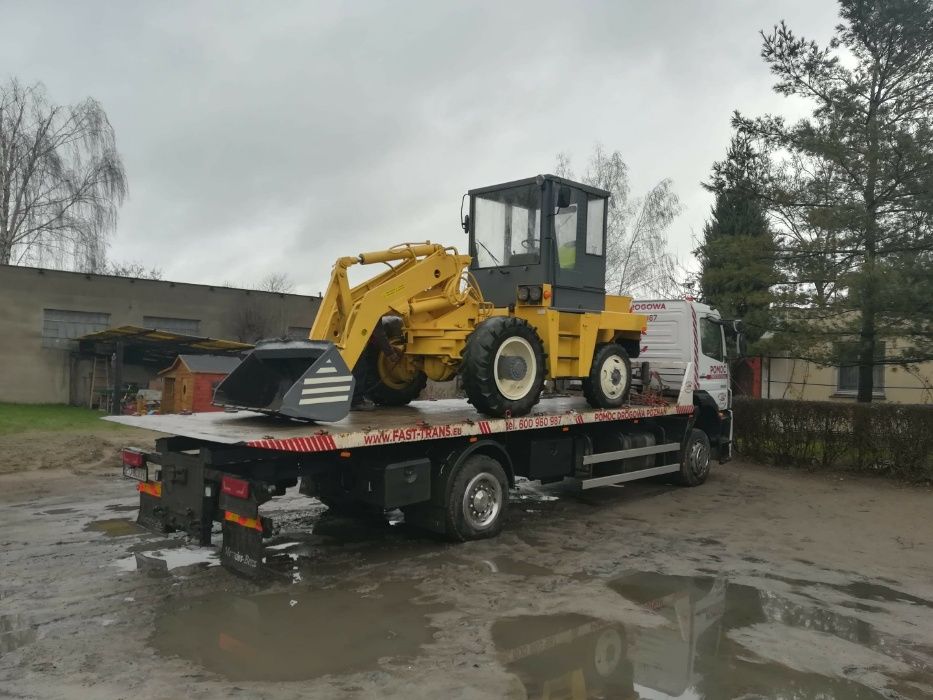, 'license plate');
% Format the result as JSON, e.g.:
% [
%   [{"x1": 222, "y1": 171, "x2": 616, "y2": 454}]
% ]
[{"x1": 123, "y1": 464, "x2": 148, "y2": 482}]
